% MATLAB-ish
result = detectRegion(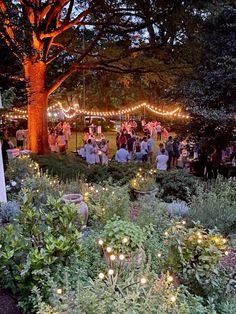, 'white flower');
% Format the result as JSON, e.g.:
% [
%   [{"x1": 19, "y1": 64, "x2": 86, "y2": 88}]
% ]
[
  {"x1": 10, "y1": 181, "x2": 17, "y2": 187},
  {"x1": 6, "y1": 185, "x2": 11, "y2": 191}
]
